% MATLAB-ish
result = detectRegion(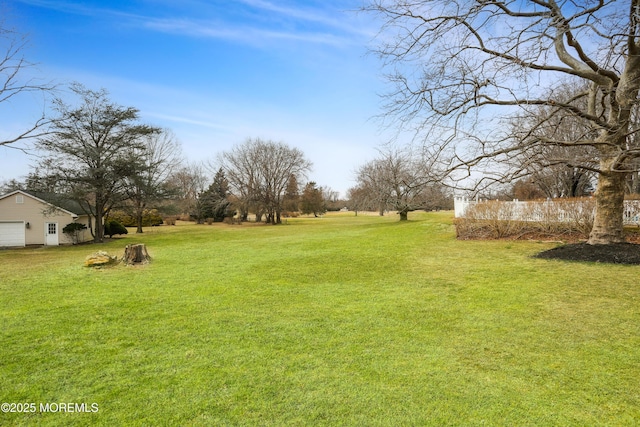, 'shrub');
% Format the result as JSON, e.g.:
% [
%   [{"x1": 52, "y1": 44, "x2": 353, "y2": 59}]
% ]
[
  {"x1": 104, "y1": 220, "x2": 128, "y2": 238},
  {"x1": 142, "y1": 209, "x2": 164, "y2": 226},
  {"x1": 108, "y1": 210, "x2": 135, "y2": 227},
  {"x1": 455, "y1": 198, "x2": 595, "y2": 240},
  {"x1": 109, "y1": 209, "x2": 164, "y2": 227},
  {"x1": 62, "y1": 222, "x2": 88, "y2": 244}
]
